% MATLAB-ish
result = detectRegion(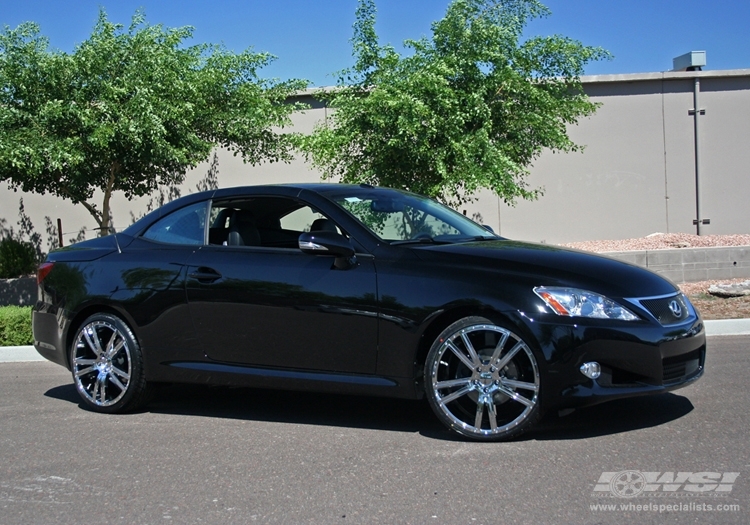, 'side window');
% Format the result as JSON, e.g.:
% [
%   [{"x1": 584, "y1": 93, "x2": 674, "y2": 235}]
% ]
[
  {"x1": 205, "y1": 197, "x2": 344, "y2": 249},
  {"x1": 280, "y1": 206, "x2": 339, "y2": 233},
  {"x1": 142, "y1": 201, "x2": 206, "y2": 245},
  {"x1": 208, "y1": 205, "x2": 234, "y2": 245}
]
